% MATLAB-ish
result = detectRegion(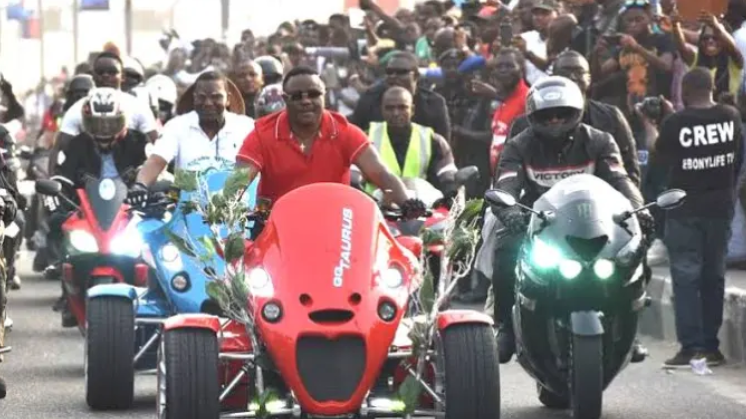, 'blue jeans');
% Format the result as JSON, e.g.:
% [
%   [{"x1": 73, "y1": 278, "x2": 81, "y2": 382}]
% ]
[{"x1": 664, "y1": 217, "x2": 731, "y2": 352}]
